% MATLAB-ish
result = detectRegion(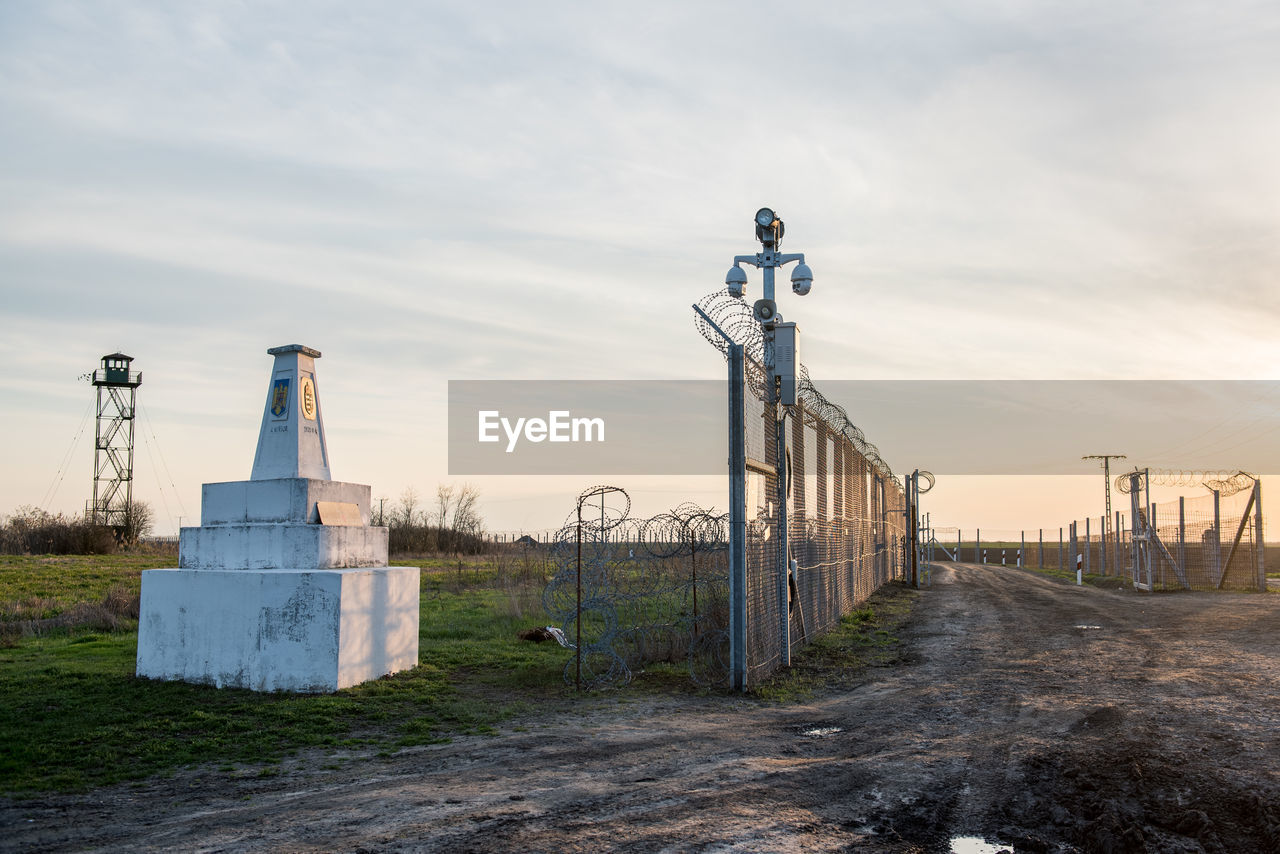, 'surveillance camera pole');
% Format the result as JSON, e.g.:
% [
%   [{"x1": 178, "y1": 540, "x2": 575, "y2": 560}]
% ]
[{"x1": 725, "y1": 208, "x2": 812, "y2": 668}]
